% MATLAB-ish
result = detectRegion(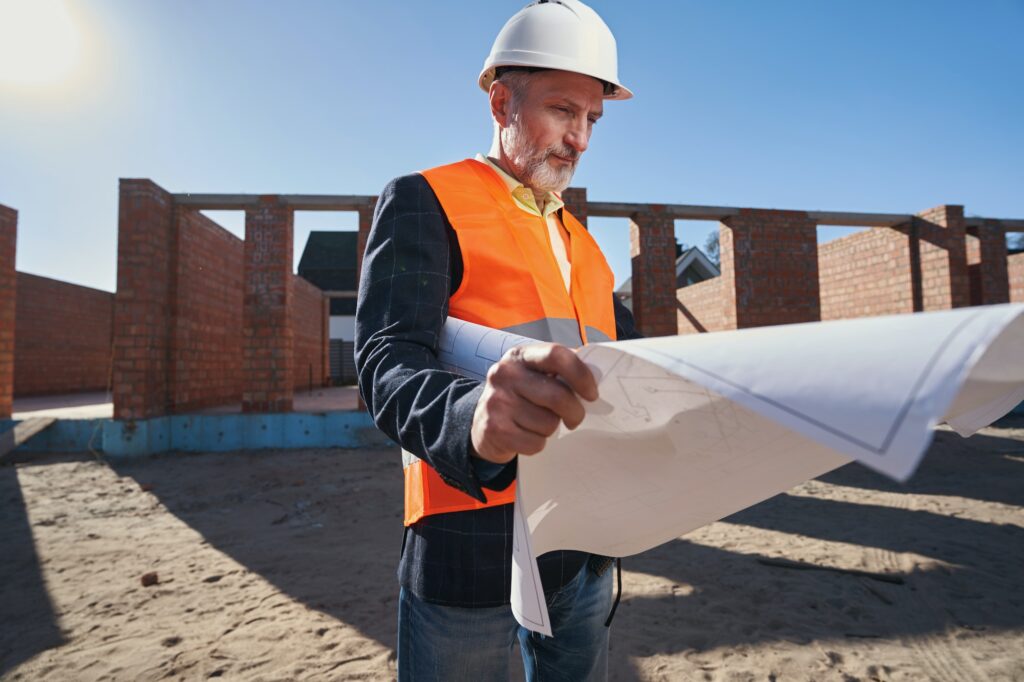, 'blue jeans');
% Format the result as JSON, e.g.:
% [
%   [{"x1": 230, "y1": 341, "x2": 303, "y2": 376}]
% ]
[{"x1": 397, "y1": 564, "x2": 612, "y2": 681}]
